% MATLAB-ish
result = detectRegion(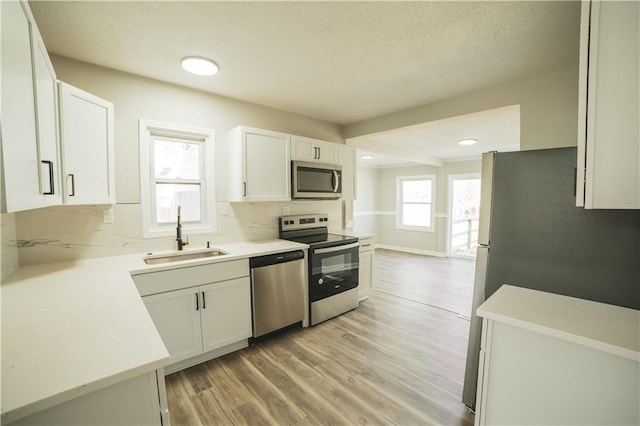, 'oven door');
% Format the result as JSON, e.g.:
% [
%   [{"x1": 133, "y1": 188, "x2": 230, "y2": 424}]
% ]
[{"x1": 309, "y1": 241, "x2": 359, "y2": 302}]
